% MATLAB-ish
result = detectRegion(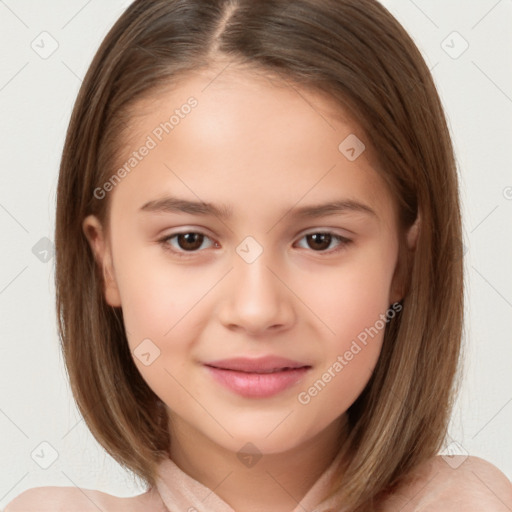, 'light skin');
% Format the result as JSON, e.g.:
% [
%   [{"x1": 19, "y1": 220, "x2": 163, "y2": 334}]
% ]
[
  {"x1": 81, "y1": 66, "x2": 419, "y2": 511},
  {"x1": 6, "y1": 455, "x2": 511, "y2": 511},
  {"x1": 6, "y1": 69, "x2": 512, "y2": 512}
]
